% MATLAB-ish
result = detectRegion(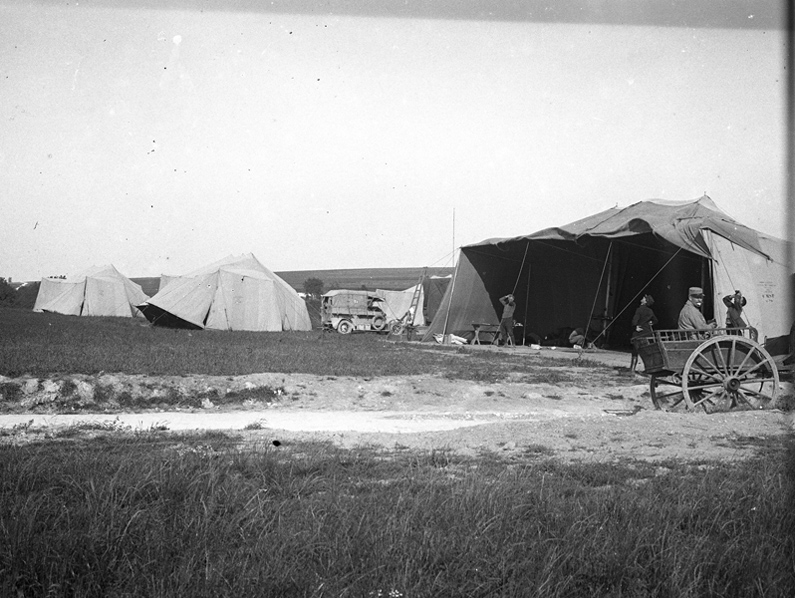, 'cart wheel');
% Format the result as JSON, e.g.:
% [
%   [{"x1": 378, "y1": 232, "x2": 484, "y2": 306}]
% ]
[
  {"x1": 390, "y1": 322, "x2": 404, "y2": 336},
  {"x1": 682, "y1": 336, "x2": 779, "y2": 412},
  {"x1": 650, "y1": 373, "x2": 688, "y2": 412},
  {"x1": 371, "y1": 315, "x2": 387, "y2": 332},
  {"x1": 337, "y1": 320, "x2": 354, "y2": 335}
]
